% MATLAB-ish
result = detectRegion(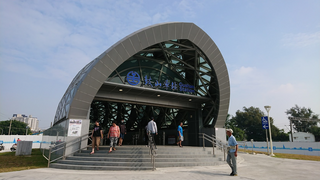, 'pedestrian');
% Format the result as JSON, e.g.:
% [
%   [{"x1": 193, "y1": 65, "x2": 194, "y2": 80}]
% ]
[
  {"x1": 107, "y1": 121, "x2": 120, "y2": 153},
  {"x1": 90, "y1": 121, "x2": 103, "y2": 154},
  {"x1": 118, "y1": 120, "x2": 127, "y2": 146},
  {"x1": 17, "y1": 138, "x2": 21, "y2": 142},
  {"x1": 147, "y1": 117, "x2": 158, "y2": 149},
  {"x1": 226, "y1": 129, "x2": 238, "y2": 176},
  {"x1": 176, "y1": 122, "x2": 183, "y2": 147}
]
